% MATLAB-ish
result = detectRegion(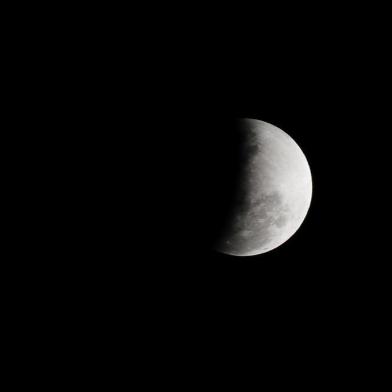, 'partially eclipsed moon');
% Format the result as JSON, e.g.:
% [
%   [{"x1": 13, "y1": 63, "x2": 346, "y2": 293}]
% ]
[{"x1": 216, "y1": 118, "x2": 312, "y2": 256}]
